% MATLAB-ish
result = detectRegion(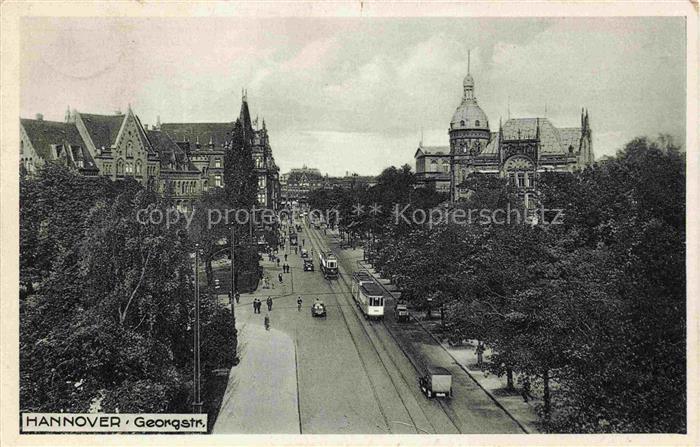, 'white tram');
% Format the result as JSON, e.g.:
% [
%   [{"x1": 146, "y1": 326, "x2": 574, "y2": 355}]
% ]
[
  {"x1": 351, "y1": 271, "x2": 385, "y2": 319},
  {"x1": 319, "y1": 251, "x2": 339, "y2": 279}
]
